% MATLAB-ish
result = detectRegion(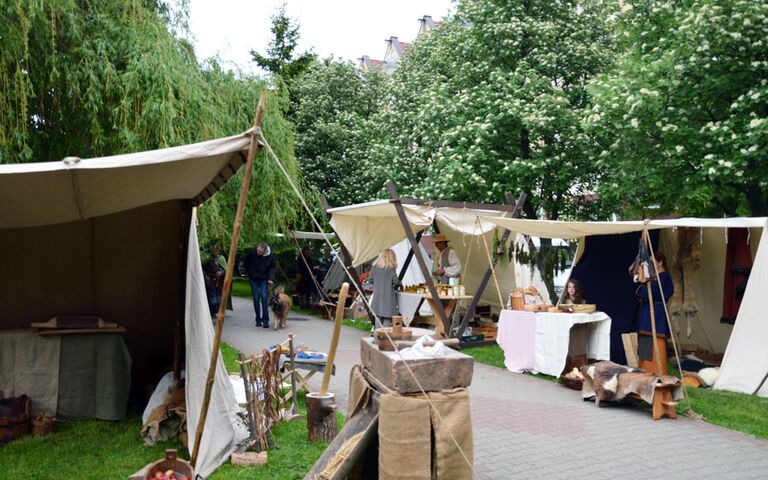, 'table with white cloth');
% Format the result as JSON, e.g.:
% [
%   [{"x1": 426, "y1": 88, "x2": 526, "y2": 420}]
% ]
[
  {"x1": 396, "y1": 292, "x2": 432, "y2": 323},
  {"x1": 496, "y1": 309, "x2": 611, "y2": 376}
]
